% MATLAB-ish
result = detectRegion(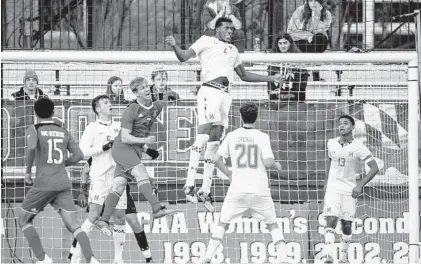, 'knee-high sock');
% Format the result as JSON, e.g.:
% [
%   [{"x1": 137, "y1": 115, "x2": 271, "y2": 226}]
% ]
[
  {"x1": 22, "y1": 224, "x2": 45, "y2": 261},
  {"x1": 73, "y1": 228, "x2": 94, "y2": 263},
  {"x1": 202, "y1": 141, "x2": 219, "y2": 194},
  {"x1": 204, "y1": 226, "x2": 225, "y2": 261},
  {"x1": 138, "y1": 180, "x2": 161, "y2": 212},
  {"x1": 340, "y1": 234, "x2": 352, "y2": 260},
  {"x1": 100, "y1": 191, "x2": 121, "y2": 222},
  {"x1": 73, "y1": 219, "x2": 94, "y2": 258},
  {"x1": 324, "y1": 227, "x2": 336, "y2": 257},
  {"x1": 134, "y1": 230, "x2": 152, "y2": 261},
  {"x1": 113, "y1": 225, "x2": 126, "y2": 261},
  {"x1": 186, "y1": 134, "x2": 209, "y2": 187},
  {"x1": 270, "y1": 228, "x2": 287, "y2": 262}
]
